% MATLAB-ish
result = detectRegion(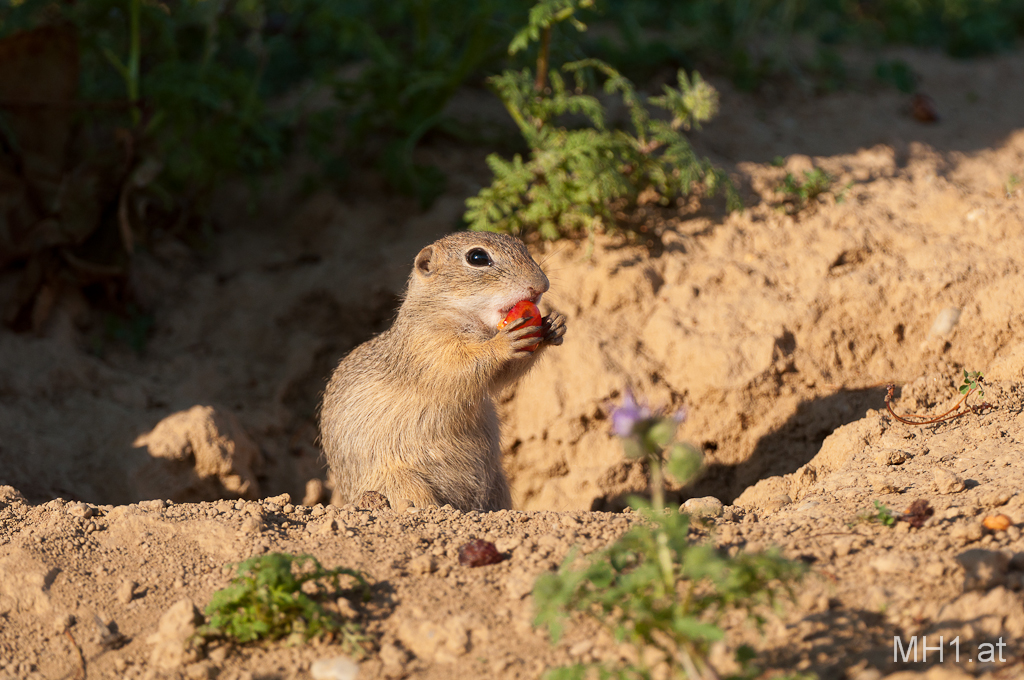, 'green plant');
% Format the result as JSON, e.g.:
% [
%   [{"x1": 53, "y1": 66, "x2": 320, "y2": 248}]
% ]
[
  {"x1": 465, "y1": 0, "x2": 738, "y2": 241},
  {"x1": 533, "y1": 393, "x2": 805, "y2": 679},
  {"x1": 959, "y1": 370, "x2": 985, "y2": 397},
  {"x1": 199, "y1": 553, "x2": 370, "y2": 650},
  {"x1": 777, "y1": 168, "x2": 836, "y2": 208},
  {"x1": 874, "y1": 59, "x2": 918, "y2": 94},
  {"x1": 0, "y1": 0, "x2": 523, "y2": 329},
  {"x1": 868, "y1": 501, "x2": 897, "y2": 527},
  {"x1": 593, "y1": 0, "x2": 1024, "y2": 92},
  {"x1": 329, "y1": 0, "x2": 522, "y2": 205},
  {"x1": 884, "y1": 370, "x2": 991, "y2": 426},
  {"x1": 856, "y1": 499, "x2": 934, "y2": 529}
]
